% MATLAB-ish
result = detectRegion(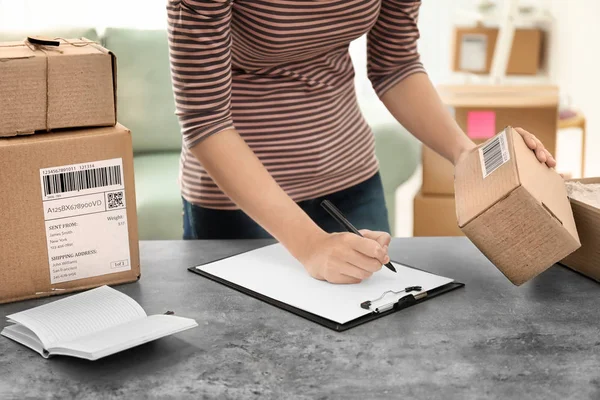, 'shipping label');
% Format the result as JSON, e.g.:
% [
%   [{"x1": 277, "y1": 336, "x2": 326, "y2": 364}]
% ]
[{"x1": 40, "y1": 158, "x2": 131, "y2": 284}]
